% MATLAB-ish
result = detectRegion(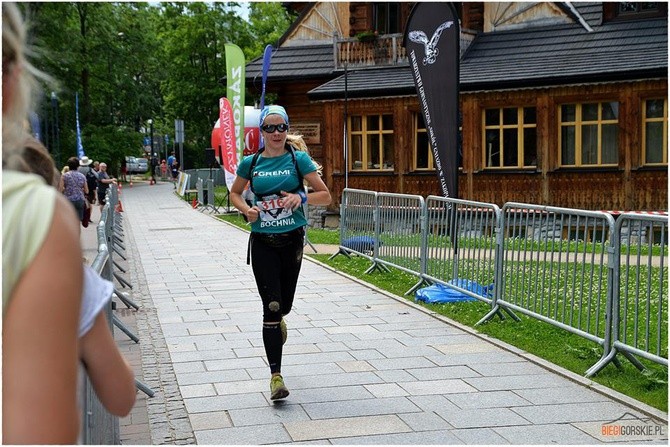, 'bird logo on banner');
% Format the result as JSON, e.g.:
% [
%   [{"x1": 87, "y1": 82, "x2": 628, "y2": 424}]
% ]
[{"x1": 408, "y1": 20, "x2": 454, "y2": 65}]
